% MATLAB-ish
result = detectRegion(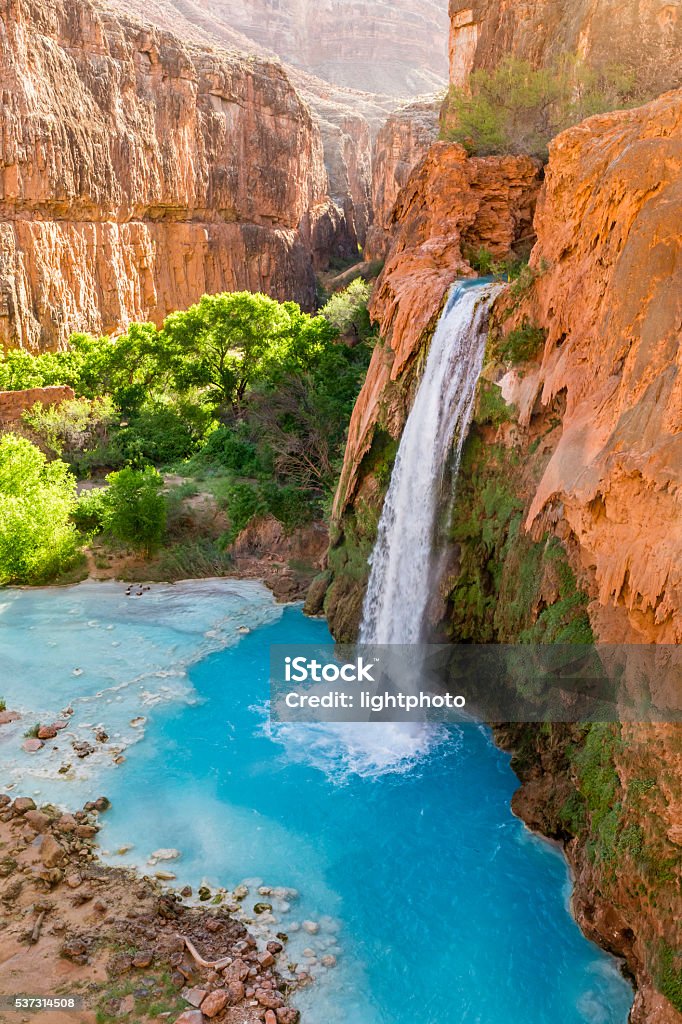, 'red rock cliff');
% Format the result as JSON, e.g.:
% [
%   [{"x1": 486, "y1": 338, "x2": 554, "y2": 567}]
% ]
[
  {"x1": 364, "y1": 98, "x2": 441, "y2": 261},
  {"x1": 502, "y1": 88, "x2": 682, "y2": 645},
  {"x1": 449, "y1": 0, "x2": 682, "y2": 92},
  {"x1": 0, "y1": 0, "x2": 340, "y2": 351},
  {"x1": 132, "y1": 0, "x2": 450, "y2": 97},
  {"x1": 333, "y1": 143, "x2": 540, "y2": 517}
]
